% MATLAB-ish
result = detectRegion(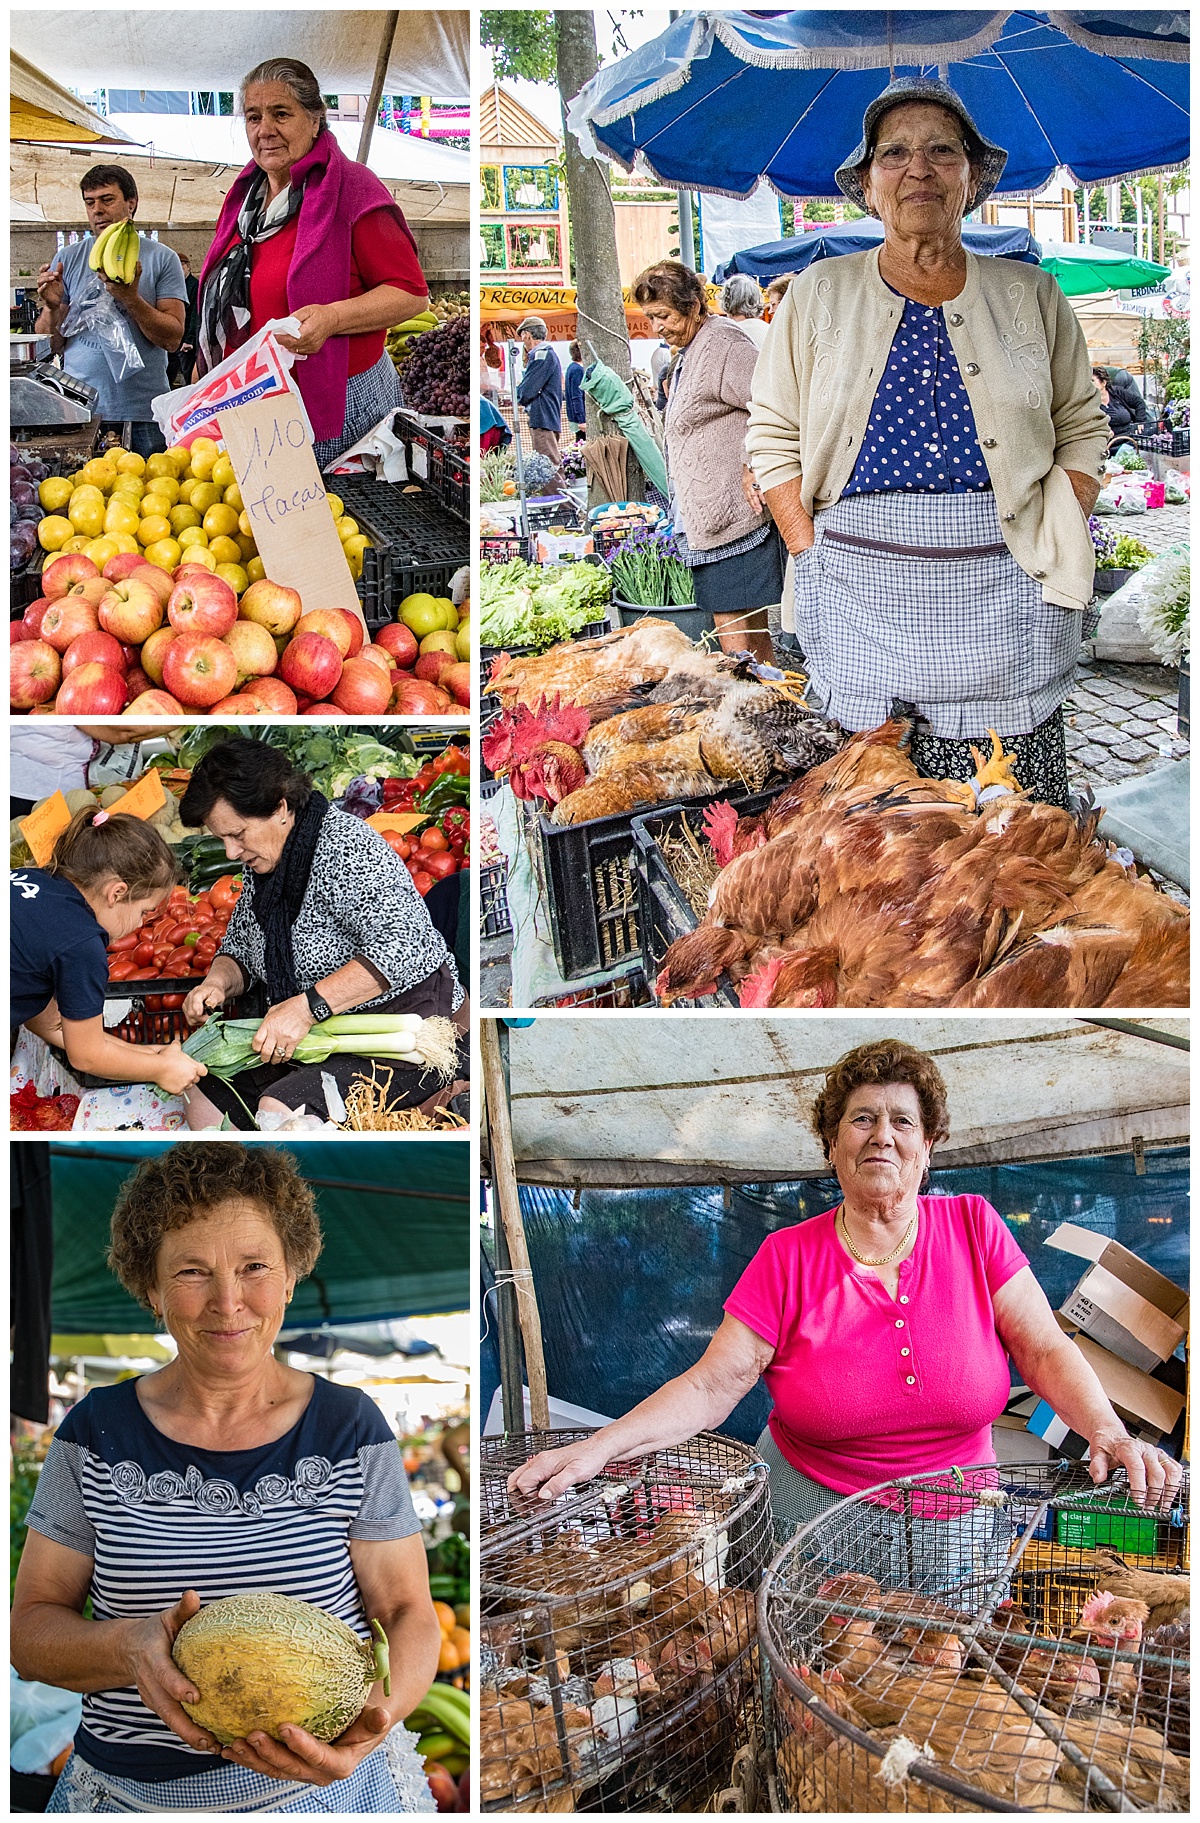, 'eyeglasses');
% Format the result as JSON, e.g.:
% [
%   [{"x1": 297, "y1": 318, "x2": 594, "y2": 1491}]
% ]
[{"x1": 873, "y1": 140, "x2": 968, "y2": 170}]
